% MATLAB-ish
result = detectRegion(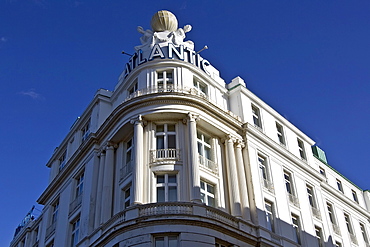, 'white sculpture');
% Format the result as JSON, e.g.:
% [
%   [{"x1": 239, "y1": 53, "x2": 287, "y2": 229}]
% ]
[{"x1": 134, "y1": 10, "x2": 194, "y2": 51}]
